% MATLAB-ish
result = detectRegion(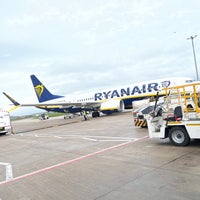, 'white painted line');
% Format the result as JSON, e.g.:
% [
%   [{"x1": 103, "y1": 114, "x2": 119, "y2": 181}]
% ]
[
  {"x1": 0, "y1": 135, "x2": 148, "y2": 186},
  {"x1": 97, "y1": 139, "x2": 133, "y2": 142},
  {"x1": 34, "y1": 134, "x2": 51, "y2": 138},
  {"x1": 0, "y1": 163, "x2": 13, "y2": 181},
  {"x1": 33, "y1": 134, "x2": 137, "y2": 141},
  {"x1": 54, "y1": 136, "x2": 63, "y2": 139},
  {"x1": 83, "y1": 137, "x2": 98, "y2": 142}
]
